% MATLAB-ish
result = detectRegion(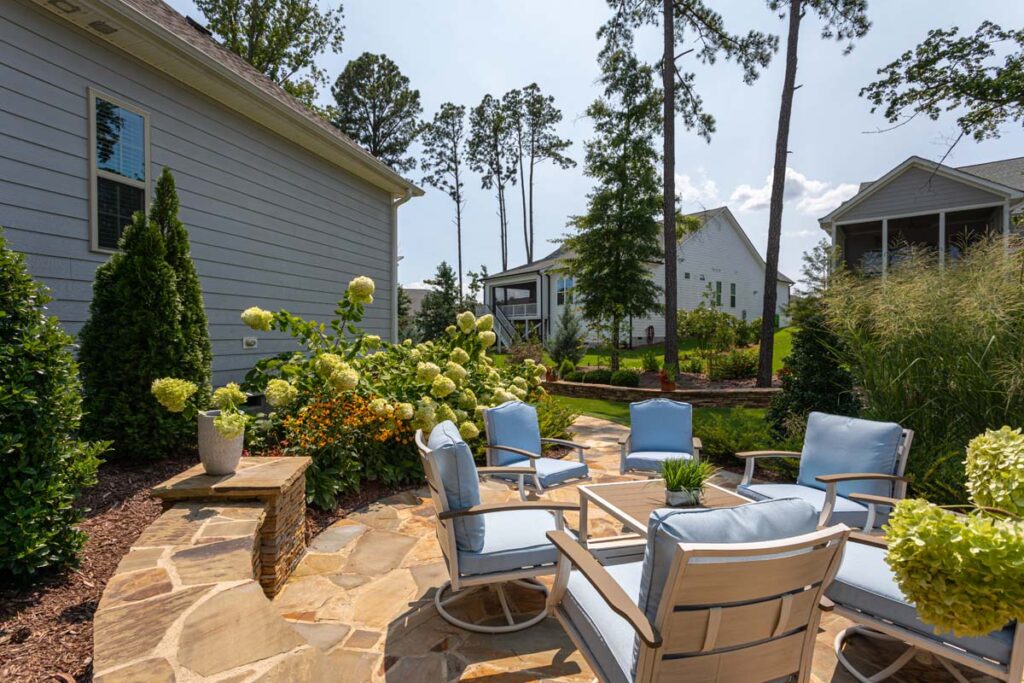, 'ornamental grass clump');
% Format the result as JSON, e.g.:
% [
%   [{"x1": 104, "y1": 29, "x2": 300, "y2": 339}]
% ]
[
  {"x1": 239, "y1": 277, "x2": 562, "y2": 508},
  {"x1": 824, "y1": 237, "x2": 1024, "y2": 503},
  {"x1": 885, "y1": 426, "x2": 1024, "y2": 637},
  {"x1": 662, "y1": 459, "x2": 717, "y2": 493}
]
